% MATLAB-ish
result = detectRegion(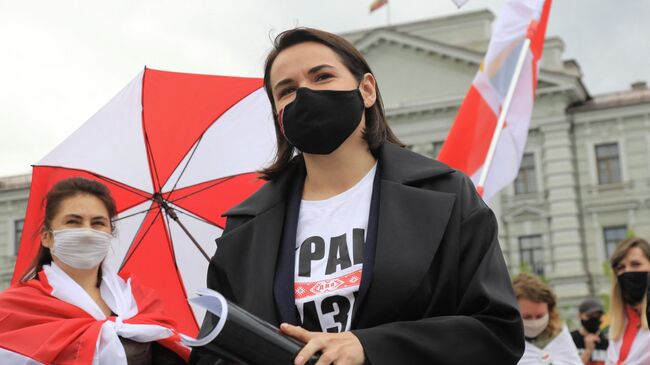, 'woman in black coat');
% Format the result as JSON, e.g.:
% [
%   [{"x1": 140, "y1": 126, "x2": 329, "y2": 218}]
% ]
[{"x1": 191, "y1": 27, "x2": 524, "y2": 365}]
